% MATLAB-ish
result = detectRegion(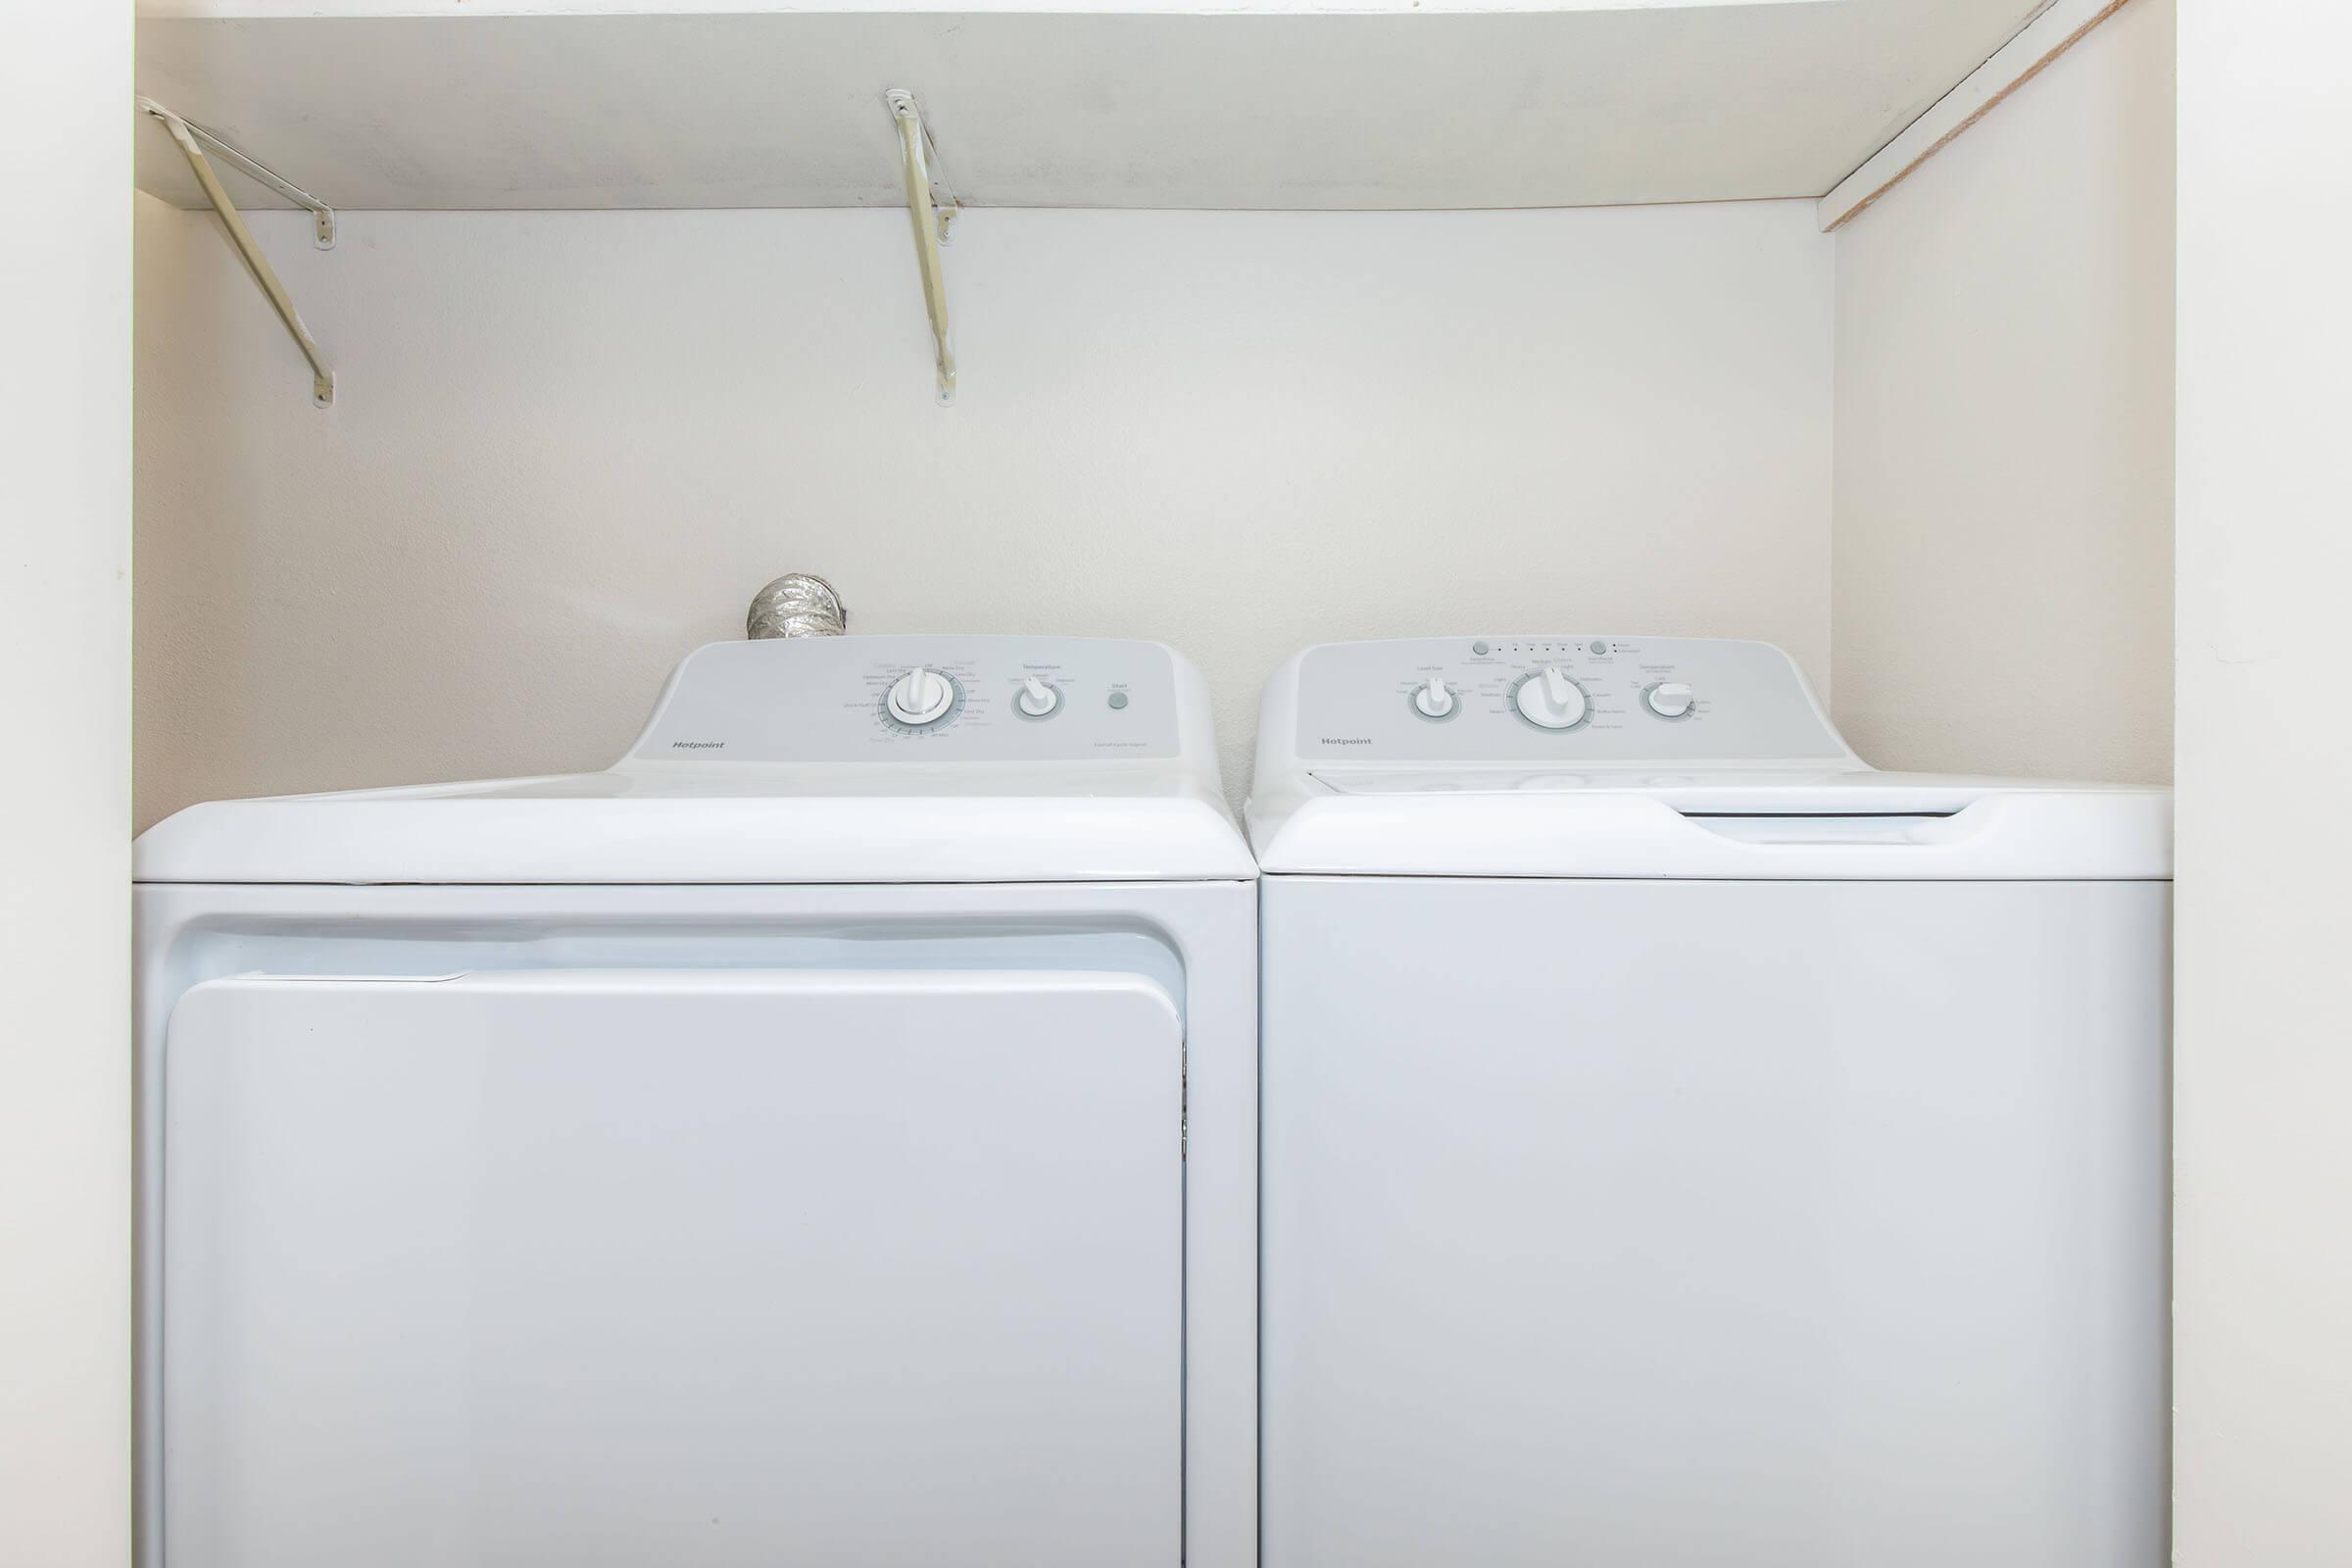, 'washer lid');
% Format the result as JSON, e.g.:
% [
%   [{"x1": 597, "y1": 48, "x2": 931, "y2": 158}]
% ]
[
  {"x1": 1250, "y1": 767, "x2": 2171, "y2": 880},
  {"x1": 135, "y1": 636, "x2": 1253, "y2": 885}
]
